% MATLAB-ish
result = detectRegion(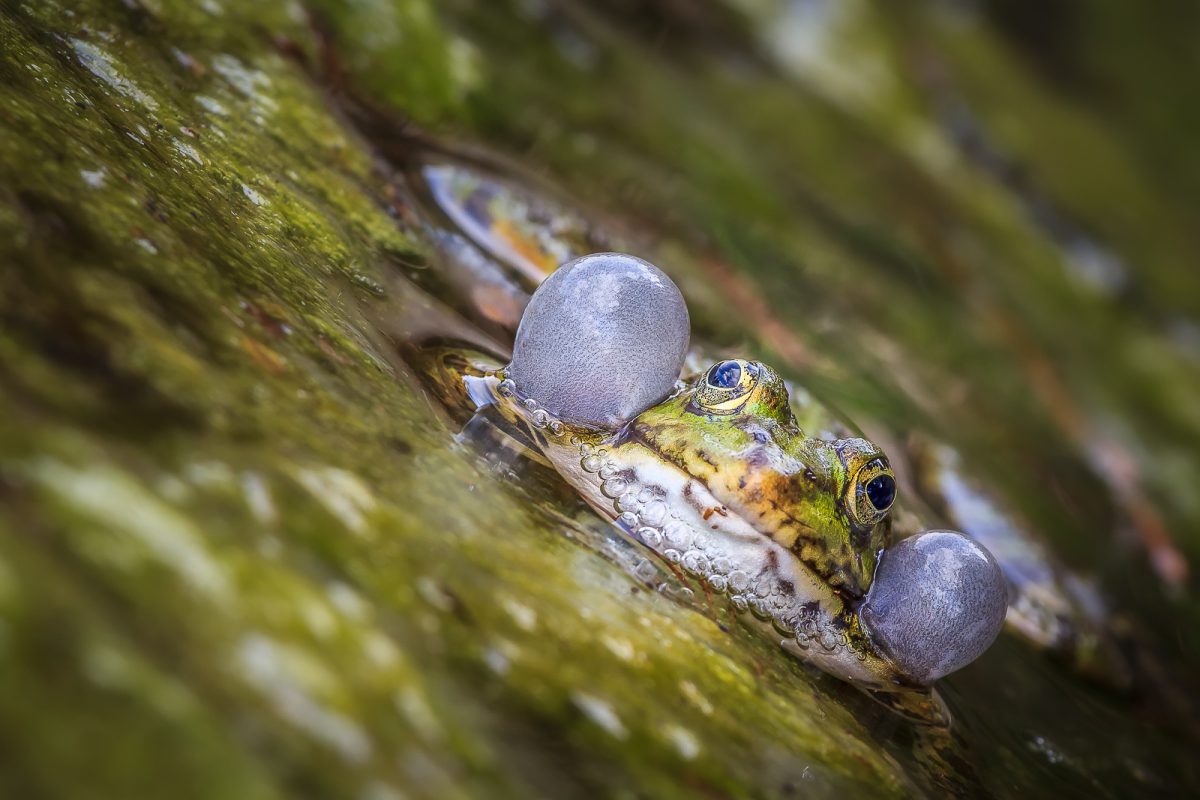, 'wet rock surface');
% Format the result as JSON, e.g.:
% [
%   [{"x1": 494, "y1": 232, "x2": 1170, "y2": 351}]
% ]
[{"x1": 1, "y1": 1, "x2": 1199, "y2": 798}]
